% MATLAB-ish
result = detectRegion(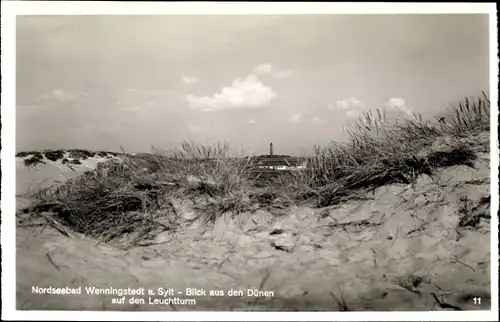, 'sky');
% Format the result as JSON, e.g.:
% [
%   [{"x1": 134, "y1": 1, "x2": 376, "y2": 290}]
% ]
[{"x1": 16, "y1": 14, "x2": 490, "y2": 156}]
